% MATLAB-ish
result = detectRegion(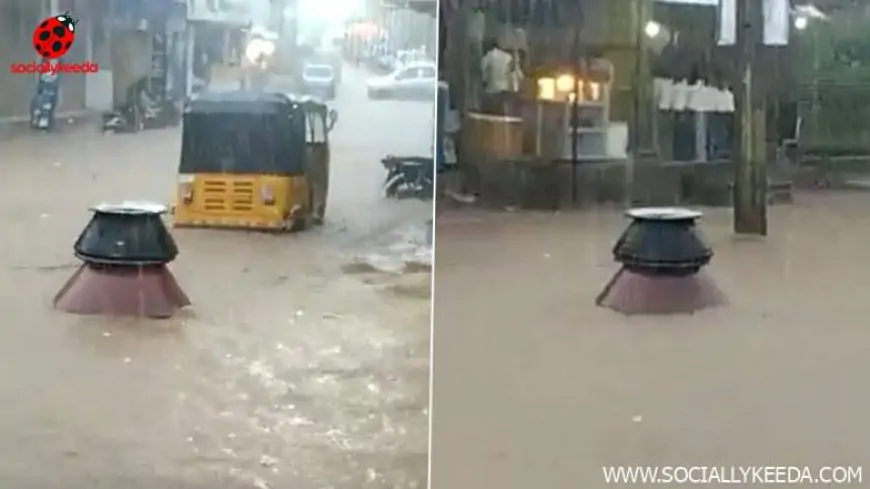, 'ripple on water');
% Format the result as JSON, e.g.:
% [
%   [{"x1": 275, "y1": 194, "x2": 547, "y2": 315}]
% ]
[
  {"x1": 345, "y1": 222, "x2": 433, "y2": 275},
  {"x1": 172, "y1": 289, "x2": 429, "y2": 487}
]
